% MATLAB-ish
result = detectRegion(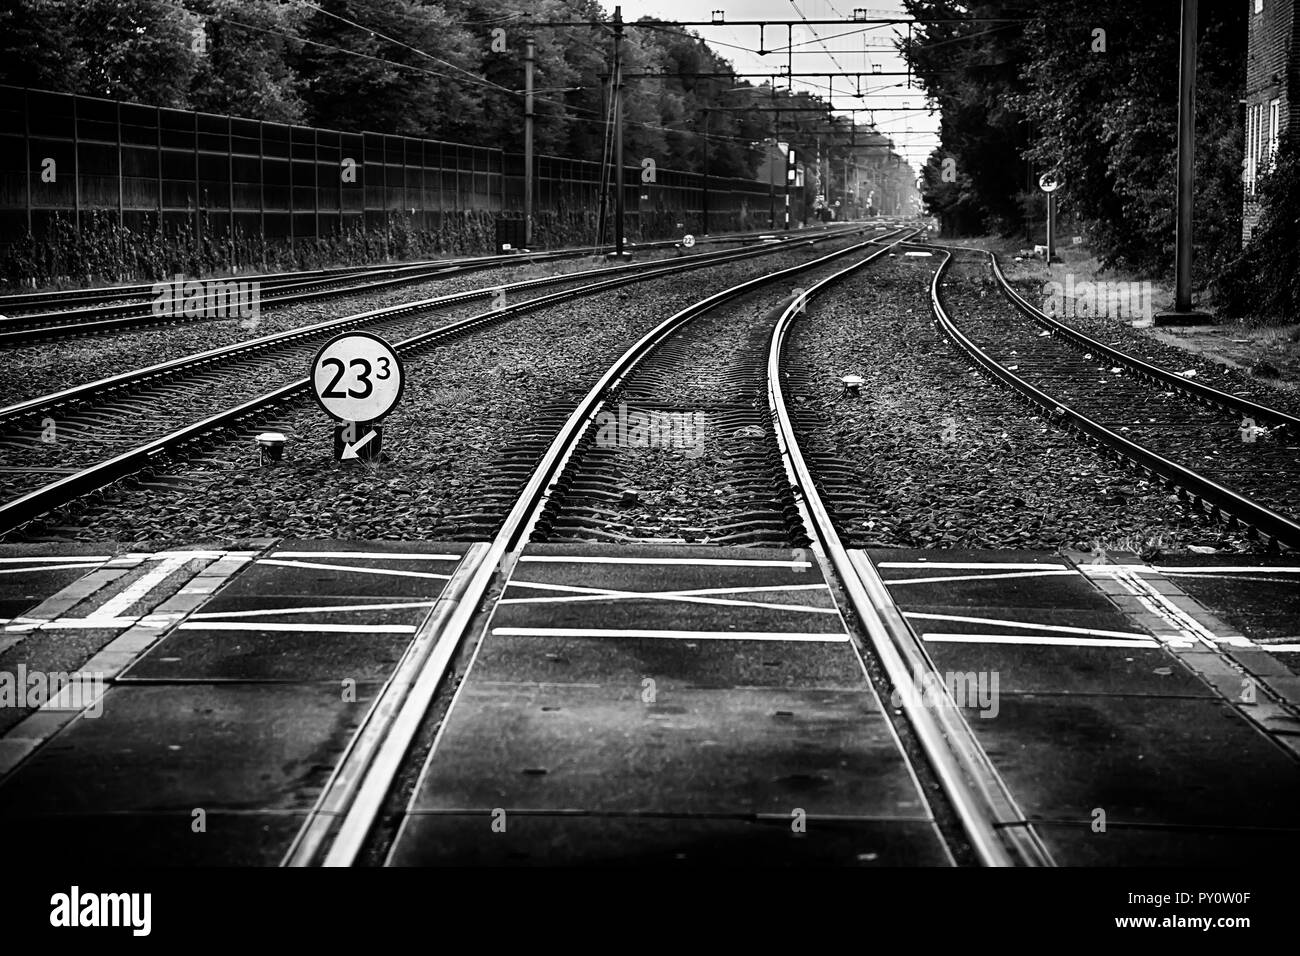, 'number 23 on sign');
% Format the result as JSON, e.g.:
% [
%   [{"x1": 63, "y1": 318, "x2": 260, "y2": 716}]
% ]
[{"x1": 310, "y1": 331, "x2": 405, "y2": 426}]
